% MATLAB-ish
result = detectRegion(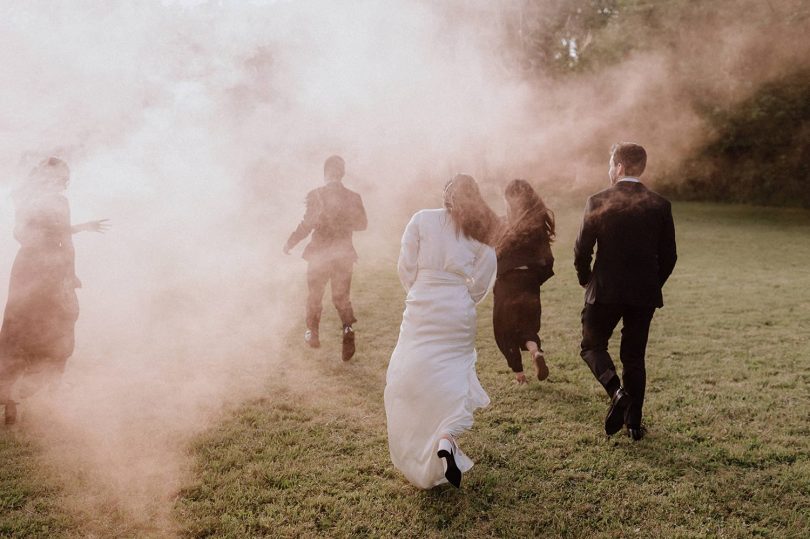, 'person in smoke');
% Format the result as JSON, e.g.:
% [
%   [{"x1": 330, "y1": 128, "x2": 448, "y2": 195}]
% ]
[
  {"x1": 283, "y1": 155, "x2": 367, "y2": 361},
  {"x1": 574, "y1": 143, "x2": 677, "y2": 441},
  {"x1": 0, "y1": 157, "x2": 109, "y2": 425},
  {"x1": 384, "y1": 174, "x2": 497, "y2": 489},
  {"x1": 493, "y1": 179, "x2": 555, "y2": 385}
]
